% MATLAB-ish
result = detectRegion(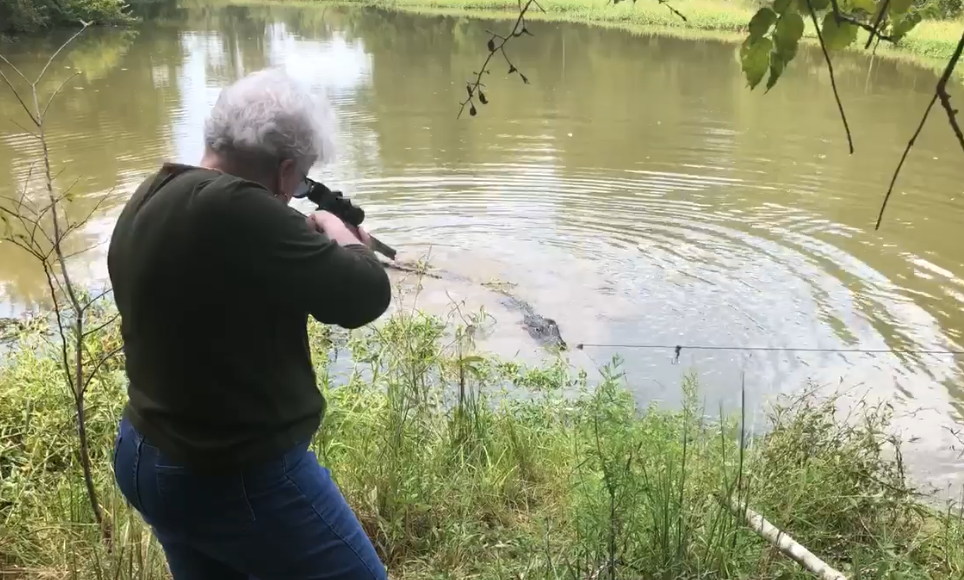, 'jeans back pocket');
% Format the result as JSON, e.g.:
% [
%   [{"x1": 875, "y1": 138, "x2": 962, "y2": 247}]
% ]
[{"x1": 154, "y1": 463, "x2": 257, "y2": 531}]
